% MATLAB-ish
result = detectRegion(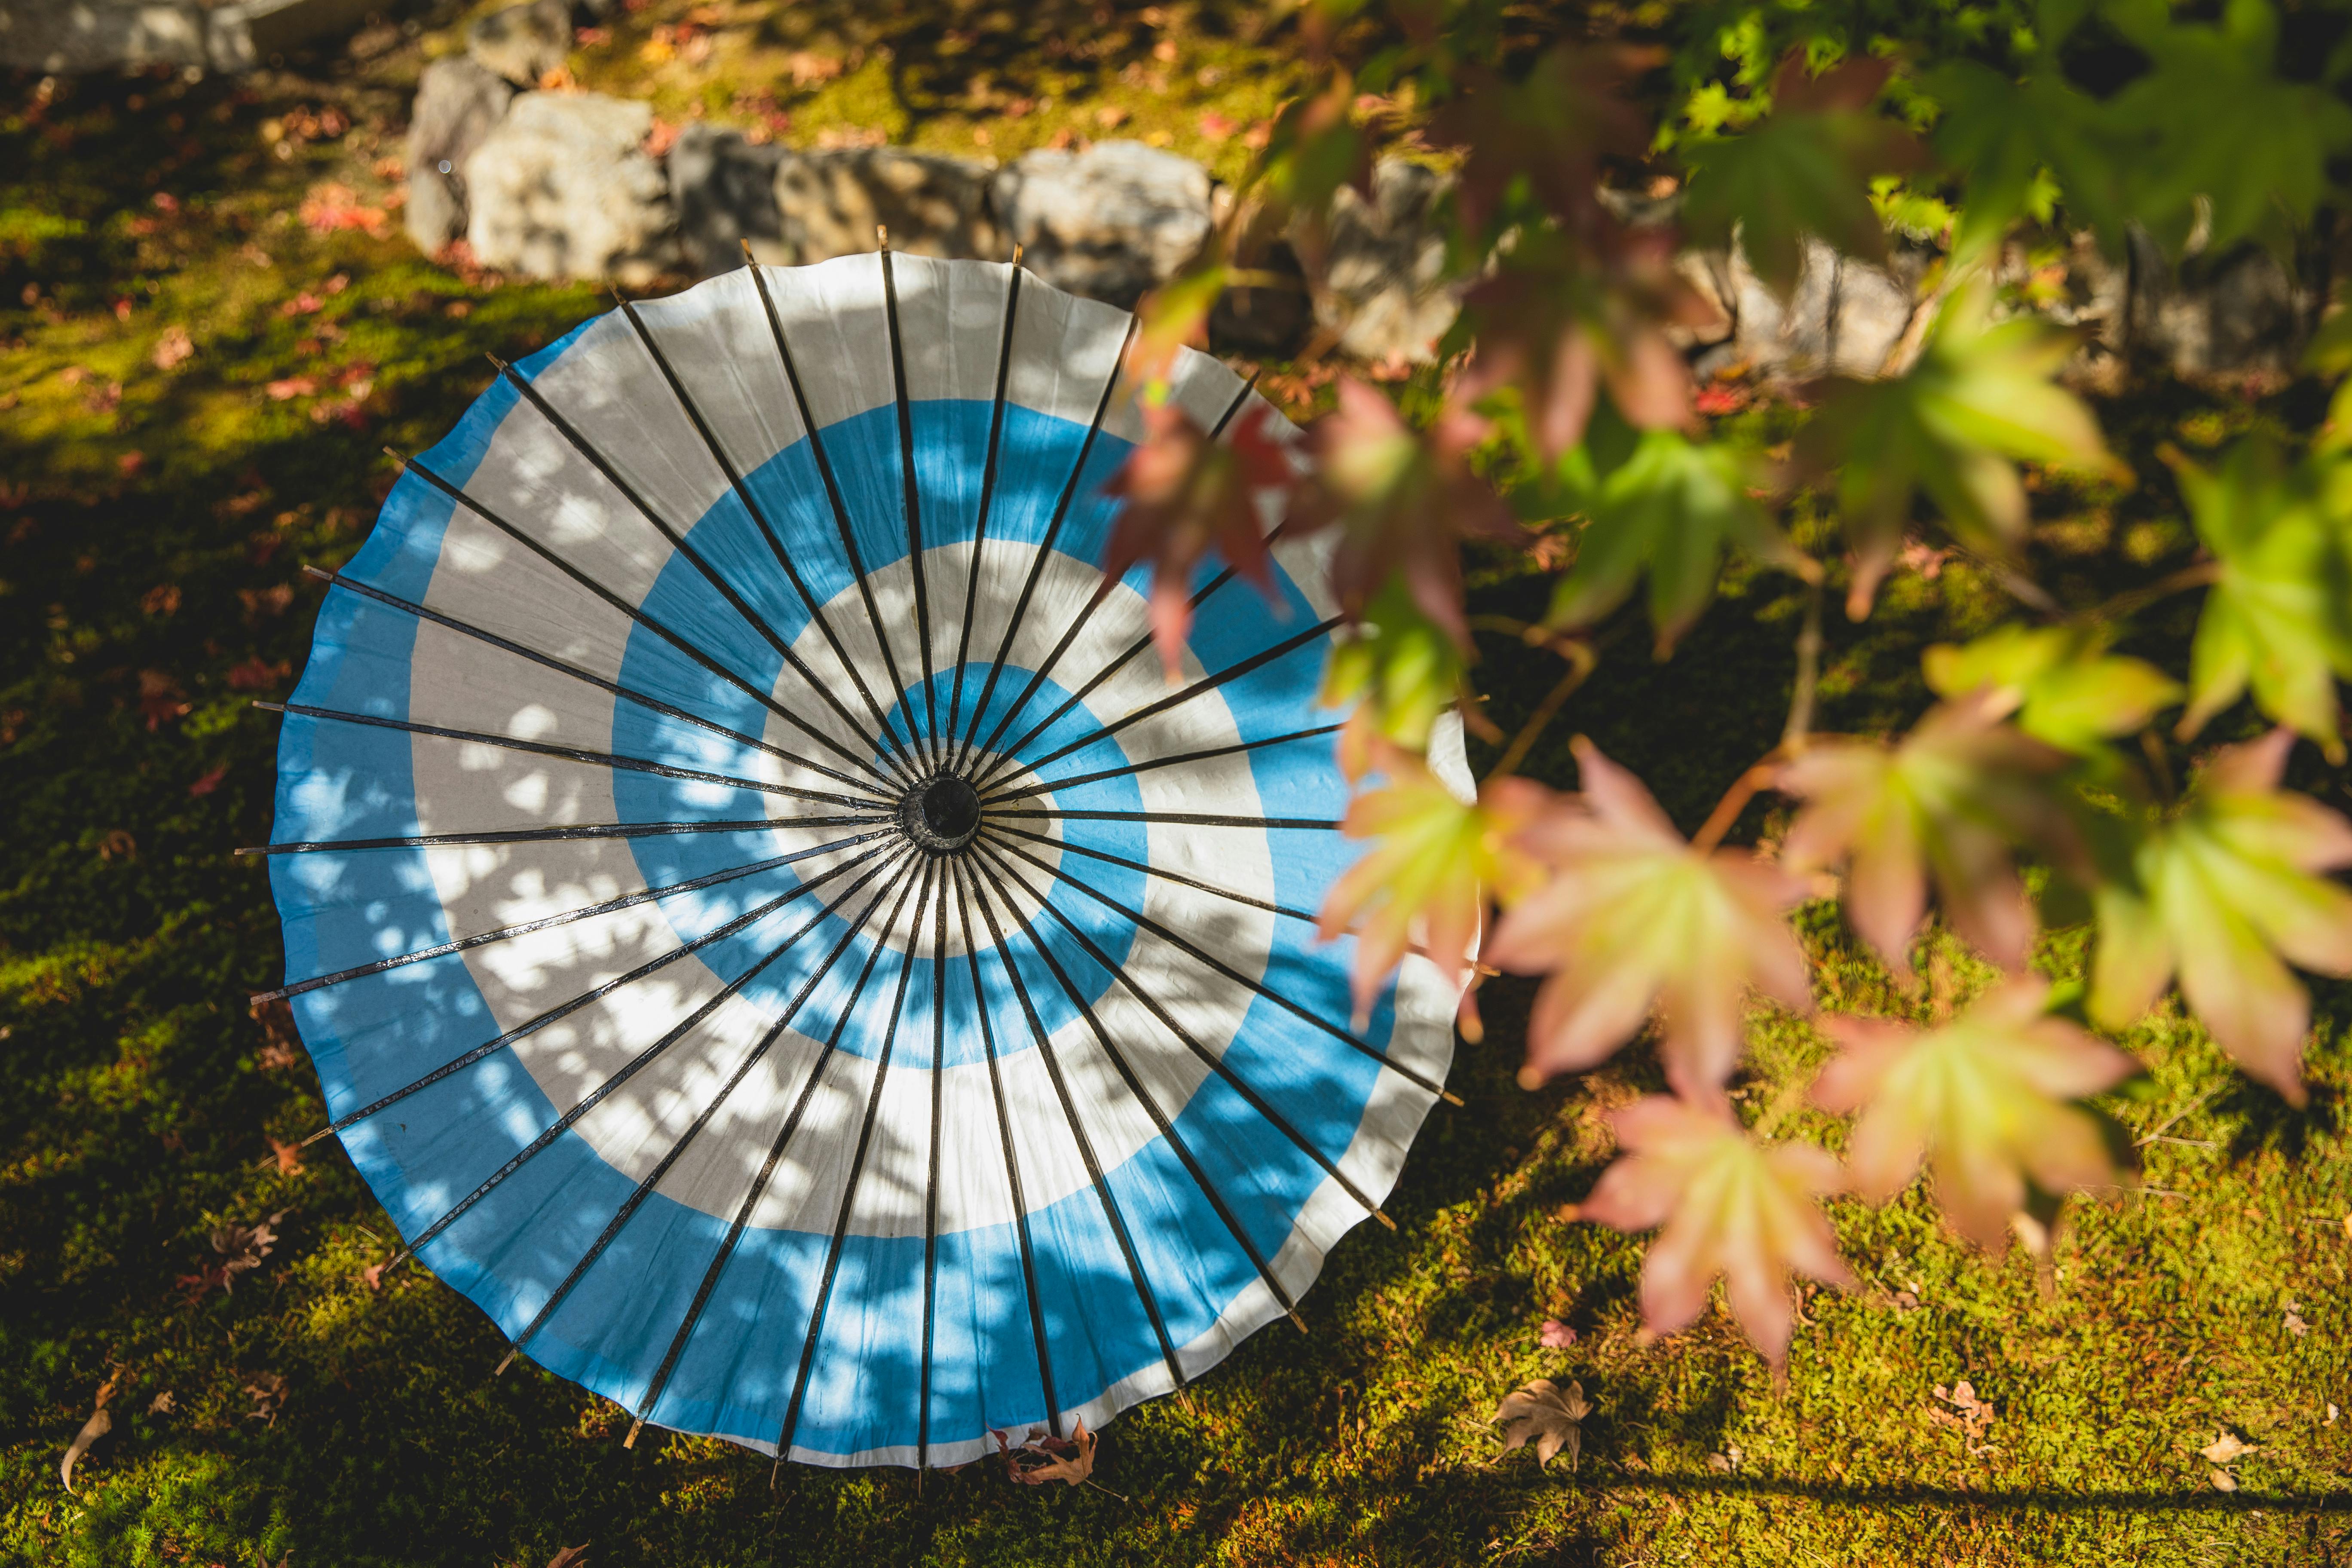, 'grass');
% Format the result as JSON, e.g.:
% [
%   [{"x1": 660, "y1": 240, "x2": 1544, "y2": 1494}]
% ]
[{"x1": 3, "y1": 5, "x2": 2351, "y2": 1564}]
